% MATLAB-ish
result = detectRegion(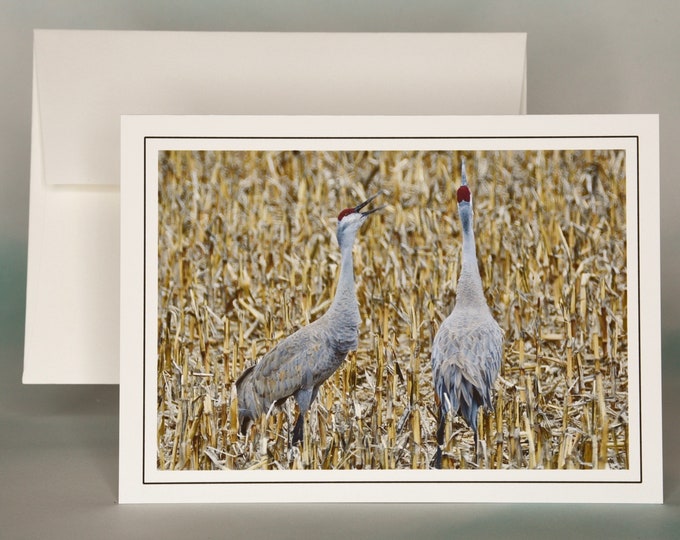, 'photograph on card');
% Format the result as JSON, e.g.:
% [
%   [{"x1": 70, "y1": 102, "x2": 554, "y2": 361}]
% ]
[{"x1": 155, "y1": 148, "x2": 629, "y2": 472}]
